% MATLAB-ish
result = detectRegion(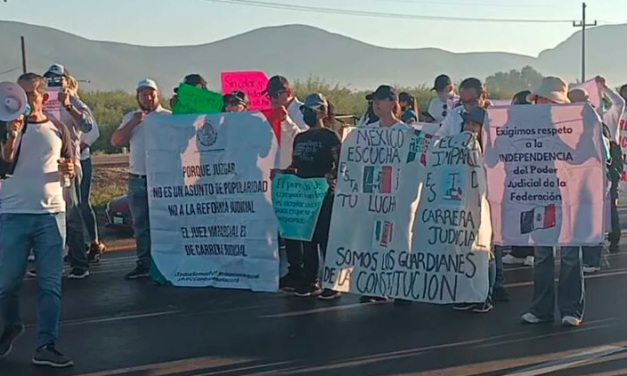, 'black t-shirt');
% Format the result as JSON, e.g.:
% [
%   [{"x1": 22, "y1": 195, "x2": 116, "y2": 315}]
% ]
[{"x1": 291, "y1": 128, "x2": 341, "y2": 179}]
